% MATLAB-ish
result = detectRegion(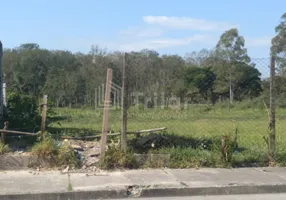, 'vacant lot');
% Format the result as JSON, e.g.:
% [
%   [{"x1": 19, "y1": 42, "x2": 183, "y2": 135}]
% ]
[{"x1": 49, "y1": 105, "x2": 286, "y2": 168}]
